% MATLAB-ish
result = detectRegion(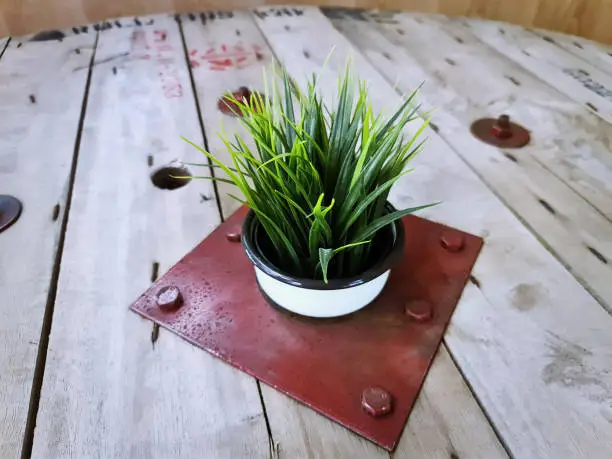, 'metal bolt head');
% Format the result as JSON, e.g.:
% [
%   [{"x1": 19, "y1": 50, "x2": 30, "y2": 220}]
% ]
[
  {"x1": 491, "y1": 114, "x2": 512, "y2": 139},
  {"x1": 156, "y1": 286, "x2": 183, "y2": 311},
  {"x1": 441, "y1": 232, "x2": 464, "y2": 252},
  {"x1": 361, "y1": 387, "x2": 393, "y2": 417},
  {"x1": 226, "y1": 232, "x2": 241, "y2": 242},
  {"x1": 405, "y1": 300, "x2": 433, "y2": 323}
]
